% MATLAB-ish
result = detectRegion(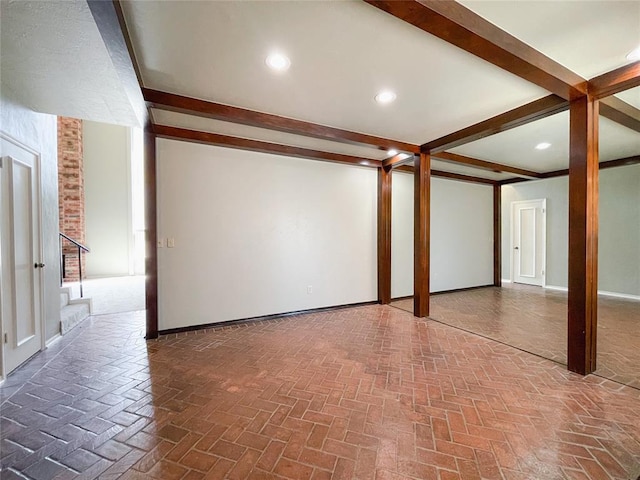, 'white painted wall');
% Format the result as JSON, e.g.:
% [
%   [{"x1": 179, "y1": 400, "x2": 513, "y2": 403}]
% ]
[
  {"x1": 391, "y1": 172, "x2": 494, "y2": 296},
  {"x1": 0, "y1": 88, "x2": 60, "y2": 342},
  {"x1": 157, "y1": 139, "x2": 377, "y2": 330},
  {"x1": 83, "y1": 120, "x2": 132, "y2": 278},
  {"x1": 431, "y1": 178, "x2": 494, "y2": 292},
  {"x1": 391, "y1": 171, "x2": 414, "y2": 298},
  {"x1": 501, "y1": 165, "x2": 640, "y2": 296}
]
